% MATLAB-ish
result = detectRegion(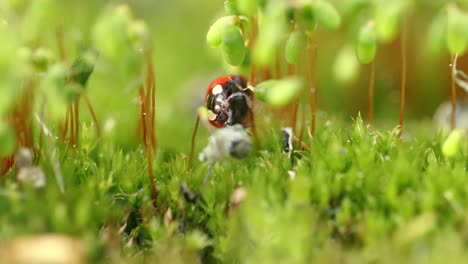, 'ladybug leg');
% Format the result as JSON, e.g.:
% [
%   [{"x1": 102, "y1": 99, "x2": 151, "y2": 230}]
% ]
[{"x1": 226, "y1": 79, "x2": 250, "y2": 93}]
